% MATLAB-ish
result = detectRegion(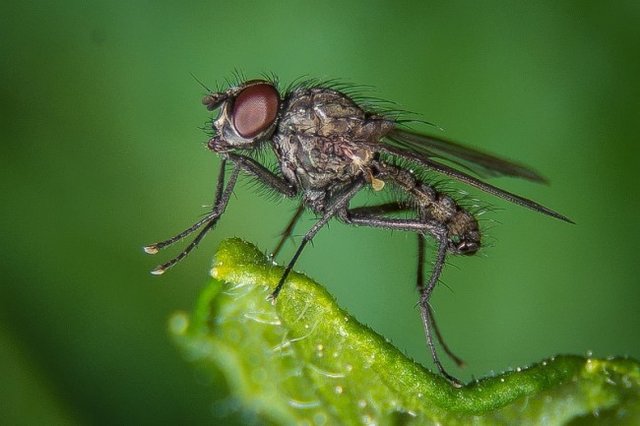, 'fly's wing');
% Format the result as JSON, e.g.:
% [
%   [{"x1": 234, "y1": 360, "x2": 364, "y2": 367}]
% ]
[
  {"x1": 387, "y1": 128, "x2": 547, "y2": 184},
  {"x1": 378, "y1": 144, "x2": 573, "y2": 223}
]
